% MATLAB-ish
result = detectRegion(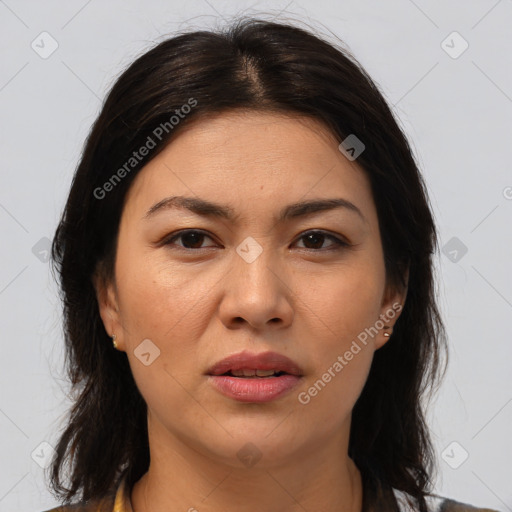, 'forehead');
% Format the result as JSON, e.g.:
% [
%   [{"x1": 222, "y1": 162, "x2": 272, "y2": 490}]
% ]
[
  {"x1": 122, "y1": 110, "x2": 375, "y2": 222},
  {"x1": 171, "y1": 110, "x2": 340, "y2": 153}
]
